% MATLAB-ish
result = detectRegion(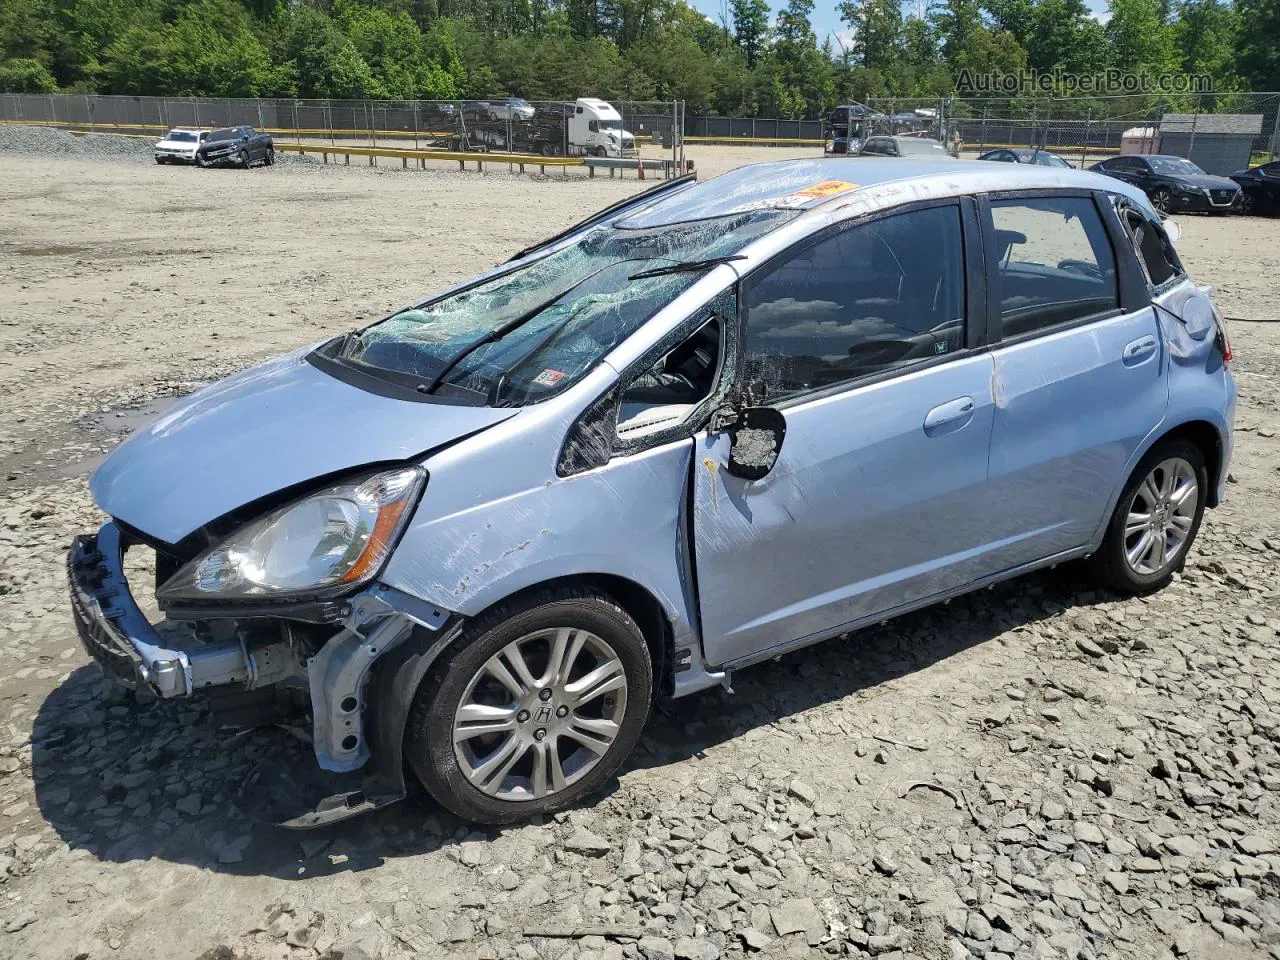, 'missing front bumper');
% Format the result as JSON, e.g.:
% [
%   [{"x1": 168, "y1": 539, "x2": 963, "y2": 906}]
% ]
[
  {"x1": 68, "y1": 523, "x2": 271, "y2": 697},
  {"x1": 67, "y1": 520, "x2": 457, "y2": 822}
]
